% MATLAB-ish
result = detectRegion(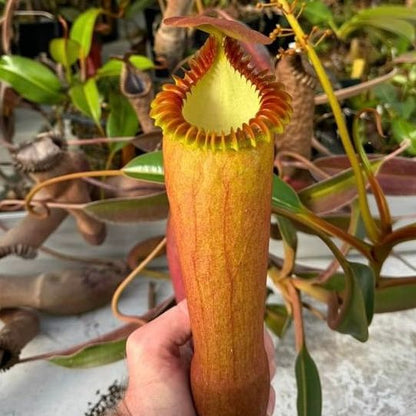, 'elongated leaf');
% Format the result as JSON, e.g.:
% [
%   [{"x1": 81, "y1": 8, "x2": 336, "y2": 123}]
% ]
[
  {"x1": 69, "y1": 8, "x2": 102, "y2": 59},
  {"x1": 338, "y1": 6, "x2": 416, "y2": 40},
  {"x1": 375, "y1": 281, "x2": 416, "y2": 313},
  {"x1": 360, "y1": 18, "x2": 415, "y2": 42},
  {"x1": 49, "y1": 38, "x2": 80, "y2": 67},
  {"x1": 315, "y1": 155, "x2": 416, "y2": 195},
  {"x1": 355, "y1": 5, "x2": 416, "y2": 21},
  {"x1": 300, "y1": 159, "x2": 383, "y2": 214},
  {"x1": 83, "y1": 193, "x2": 169, "y2": 223},
  {"x1": 97, "y1": 55, "x2": 154, "y2": 78},
  {"x1": 327, "y1": 262, "x2": 373, "y2": 342},
  {"x1": 50, "y1": 339, "x2": 126, "y2": 368},
  {"x1": 0, "y1": 55, "x2": 64, "y2": 104},
  {"x1": 107, "y1": 93, "x2": 138, "y2": 153},
  {"x1": 340, "y1": 17, "x2": 415, "y2": 42},
  {"x1": 122, "y1": 151, "x2": 164, "y2": 183},
  {"x1": 265, "y1": 303, "x2": 291, "y2": 338},
  {"x1": 69, "y1": 78, "x2": 102, "y2": 127},
  {"x1": 272, "y1": 175, "x2": 304, "y2": 213},
  {"x1": 295, "y1": 344, "x2": 322, "y2": 416}
]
